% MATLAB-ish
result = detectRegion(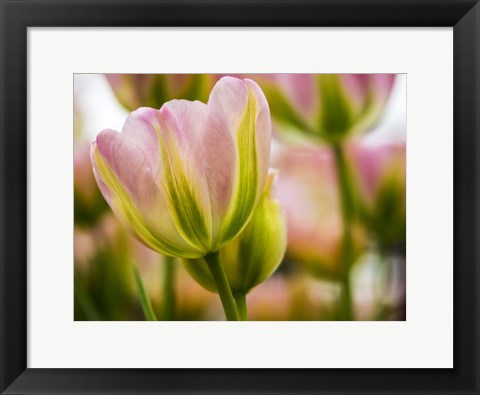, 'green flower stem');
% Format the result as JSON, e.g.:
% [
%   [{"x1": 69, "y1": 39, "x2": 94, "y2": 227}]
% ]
[
  {"x1": 162, "y1": 255, "x2": 176, "y2": 321},
  {"x1": 234, "y1": 292, "x2": 248, "y2": 321},
  {"x1": 332, "y1": 143, "x2": 355, "y2": 321},
  {"x1": 74, "y1": 279, "x2": 102, "y2": 321},
  {"x1": 132, "y1": 263, "x2": 157, "y2": 321},
  {"x1": 375, "y1": 245, "x2": 392, "y2": 320},
  {"x1": 204, "y1": 251, "x2": 240, "y2": 321},
  {"x1": 339, "y1": 270, "x2": 353, "y2": 321}
]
